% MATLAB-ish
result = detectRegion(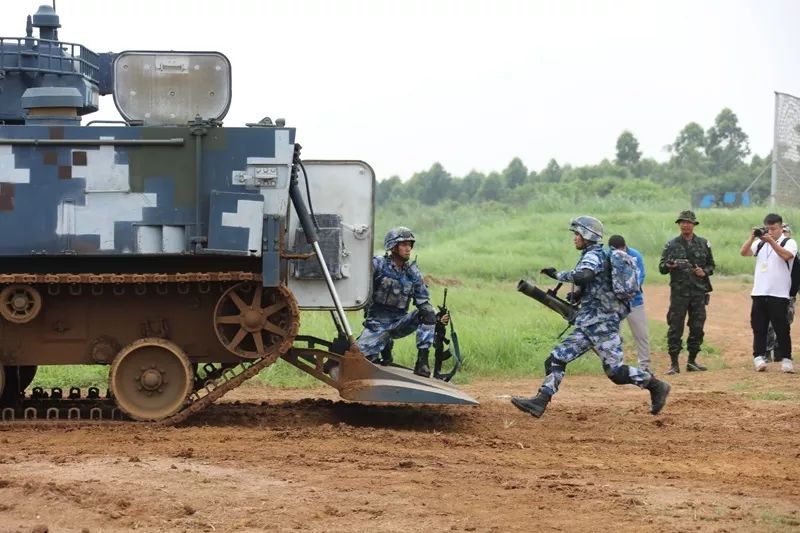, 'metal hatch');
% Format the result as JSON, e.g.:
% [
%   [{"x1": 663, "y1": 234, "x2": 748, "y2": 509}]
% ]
[
  {"x1": 286, "y1": 160, "x2": 374, "y2": 310},
  {"x1": 113, "y1": 51, "x2": 231, "y2": 125}
]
